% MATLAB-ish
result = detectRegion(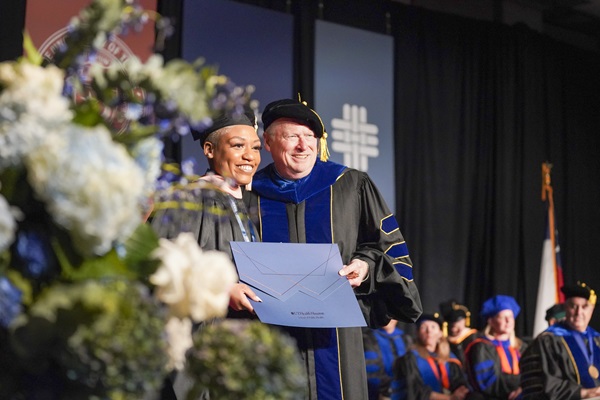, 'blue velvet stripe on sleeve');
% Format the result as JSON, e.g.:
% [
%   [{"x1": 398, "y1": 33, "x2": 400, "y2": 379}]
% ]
[
  {"x1": 393, "y1": 261, "x2": 413, "y2": 281},
  {"x1": 385, "y1": 242, "x2": 413, "y2": 280},
  {"x1": 365, "y1": 350, "x2": 381, "y2": 374},
  {"x1": 380, "y1": 215, "x2": 400, "y2": 235},
  {"x1": 385, "y1": 242, "x2": 408, "y2": 258},
  {"x1": 474, "y1": 359, "x2": 497, "y2": 390}
]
